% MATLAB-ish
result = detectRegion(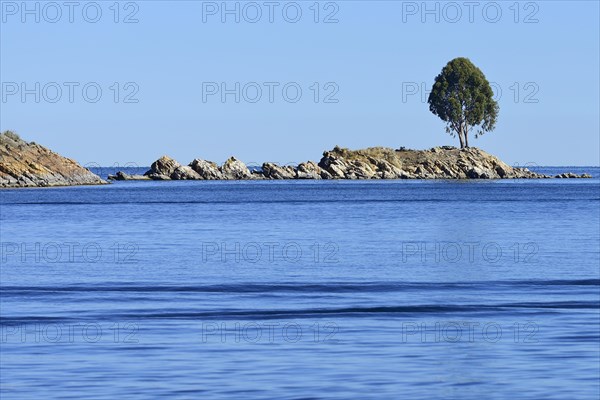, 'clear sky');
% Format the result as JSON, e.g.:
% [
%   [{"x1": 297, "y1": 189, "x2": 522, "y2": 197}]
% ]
[{"x1": 1, "y1": 0, "x2": 599, "y2": 167}]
